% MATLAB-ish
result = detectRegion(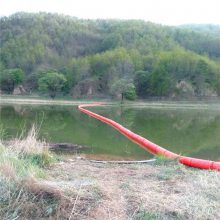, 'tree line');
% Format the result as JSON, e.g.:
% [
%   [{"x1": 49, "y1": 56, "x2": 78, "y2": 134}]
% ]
[{"x1": 1, "y1": 12, "x2": 220, "y2": 99}]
